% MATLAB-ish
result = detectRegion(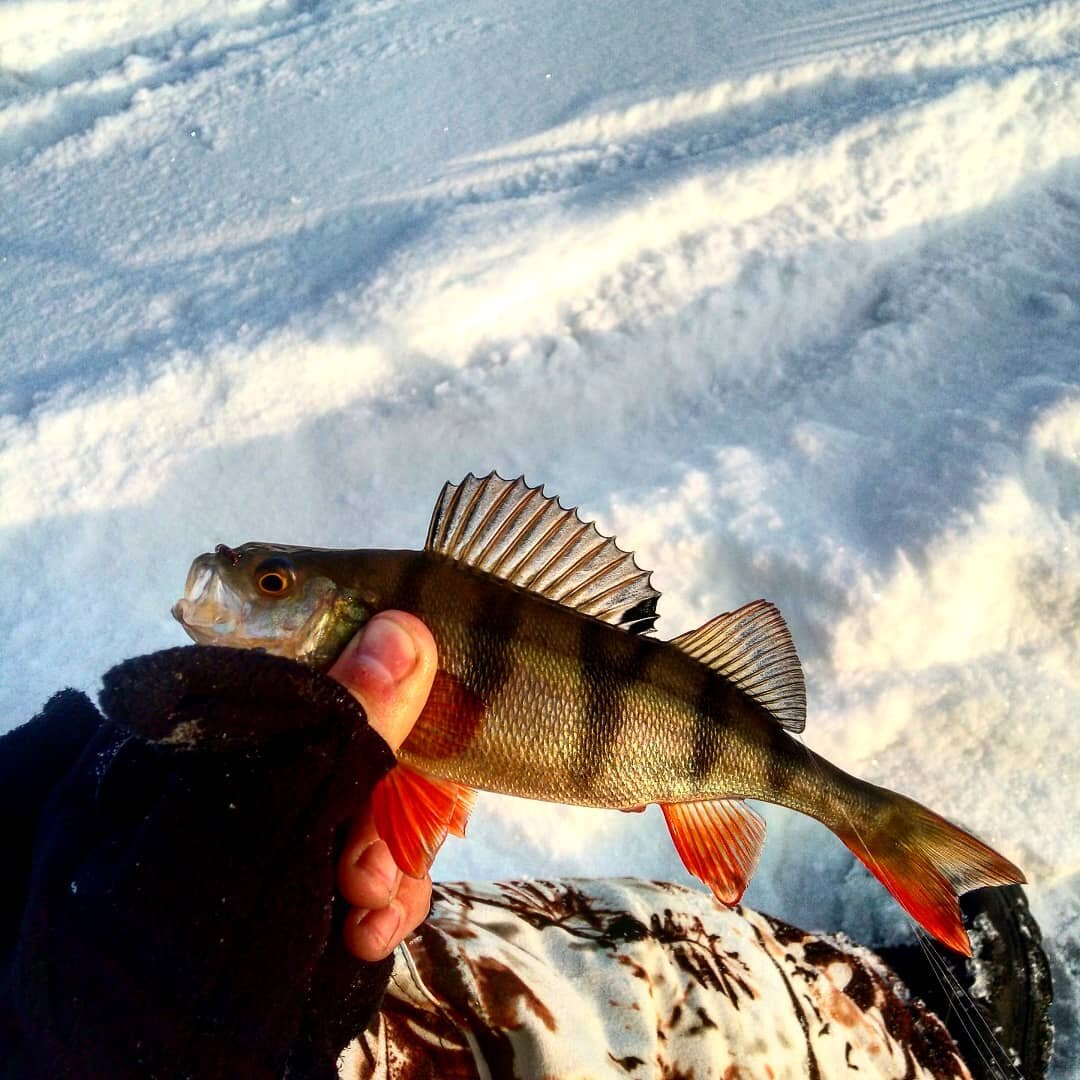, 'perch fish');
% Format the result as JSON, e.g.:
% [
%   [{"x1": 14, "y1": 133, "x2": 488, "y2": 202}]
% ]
[{"x1": 173, "y1": 472, "x2": 1023, "y2": 955}]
